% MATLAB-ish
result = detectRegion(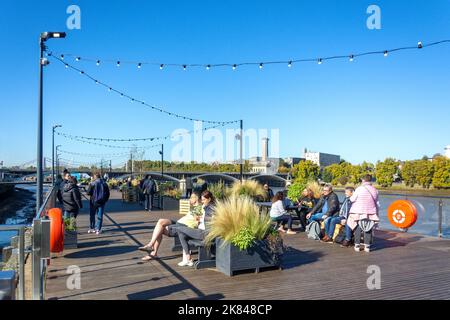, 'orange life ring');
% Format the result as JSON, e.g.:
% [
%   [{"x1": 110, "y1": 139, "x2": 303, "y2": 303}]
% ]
[
  {"x1": 48, "y1": 208, "x2": 64, "y2": 253},
  {"x1": 387, "y1": 200, "x2": 418, "y2": 229}
]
